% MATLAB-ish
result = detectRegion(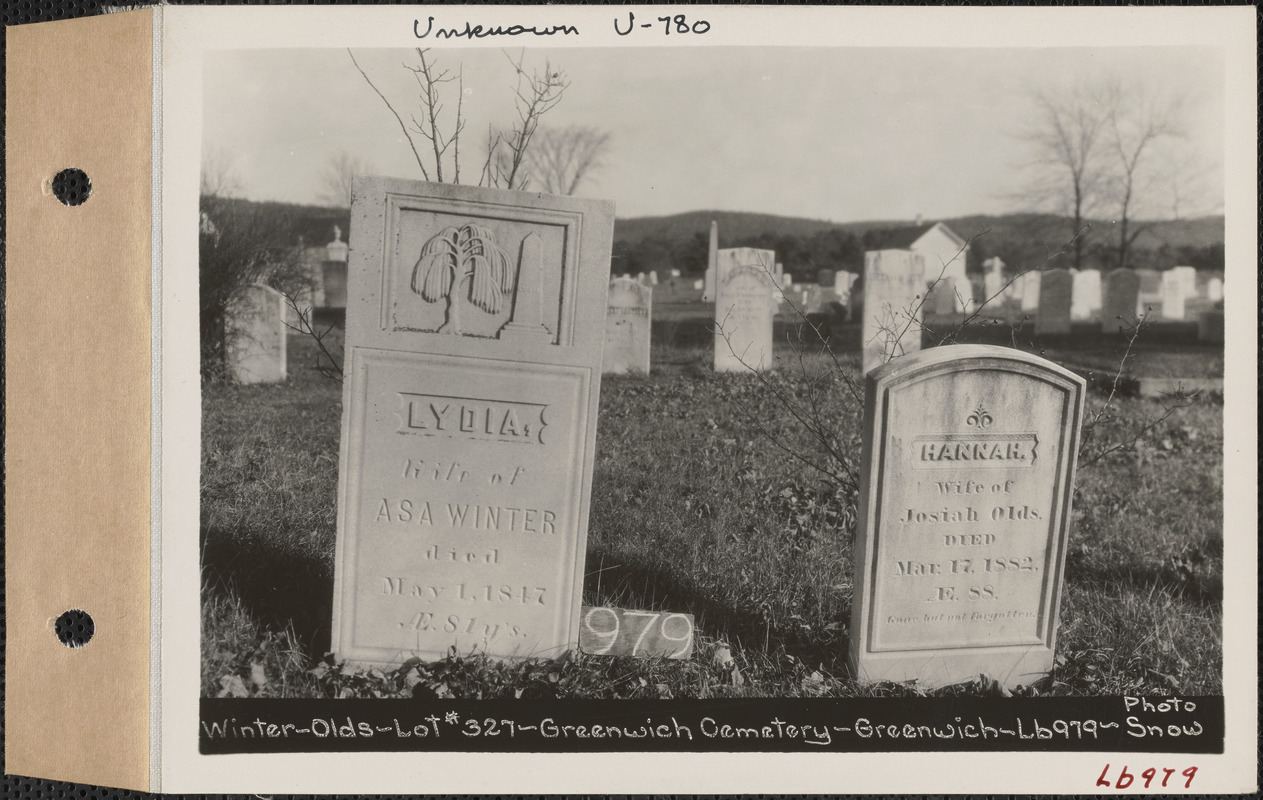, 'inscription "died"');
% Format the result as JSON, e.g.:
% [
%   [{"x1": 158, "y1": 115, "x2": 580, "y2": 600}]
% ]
[{"x1": 398, "y1": 393, "x2": 547, "y2": 444}]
